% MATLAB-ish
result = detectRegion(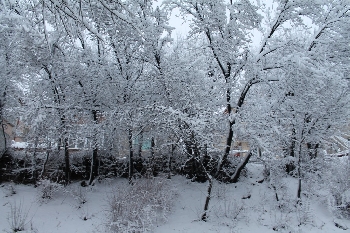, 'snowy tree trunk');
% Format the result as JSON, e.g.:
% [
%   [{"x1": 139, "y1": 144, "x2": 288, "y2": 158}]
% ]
[
  {"x1": 216, "y1": 121, "x2": 234, "y2": 177},
  {"x1": 137, "y1": 130, "x2": 143, "y2": 158},
  {"x1": 42, "y1": 66, "x2": 71, "y2": 184},
  {"x1": 230, "y1": 150, "x2": 253, "y2": 183},
  {"x1": 89, "y1": 148, "x2": 98, "y2": 185},
  {"x1": 89, "y1": 110, "x2": 99, "y2": 185},
  {"x1": 40, "y1": 141, "x2": 50, "y2": 180},
  {"x1": 296, "y1": 138, "x2": 302, "y2": 203},
  {"x1": 57, "y1": 138, "x2": 61, "y2": 151},
  {"x1": 0, "y1": 118, "x2": 6, "y2": 158},
  {"x1": 216, "y1": 78, "x2": 259, "y2": 181},
  {"x1": 128, "y1": 128, "x2": 133, "y2": 184},
  {"x1": 257, "y1": 147, "x2": 262, "y2": 158},
  {"x1": 64, "y1": 136, "x2": 70, "y2": 185},
  {"x1": 0, "y1": 97, "x2": 6, "y2": 157},
  {"x1": 61, "y1": 112, "x2": 70, "y2": 185},
  {"x1": 167, "y1": 144, "x2": 175, "y2": 179},
  {"x1": 202, "y1": 176, "x2": 213, "y2": 221},
  {"x1": 199, "y1": 149, "x2": 213, "y2": 221},
  {"x1": 32, "y1": 137, "x2": 39, "y2": 184},
  {"x1": 290, "y1": 128, "x2": 296, "y2": 158},
  {"x1": 150, "y1": 136, "x2": 155, "y2": 175}
]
